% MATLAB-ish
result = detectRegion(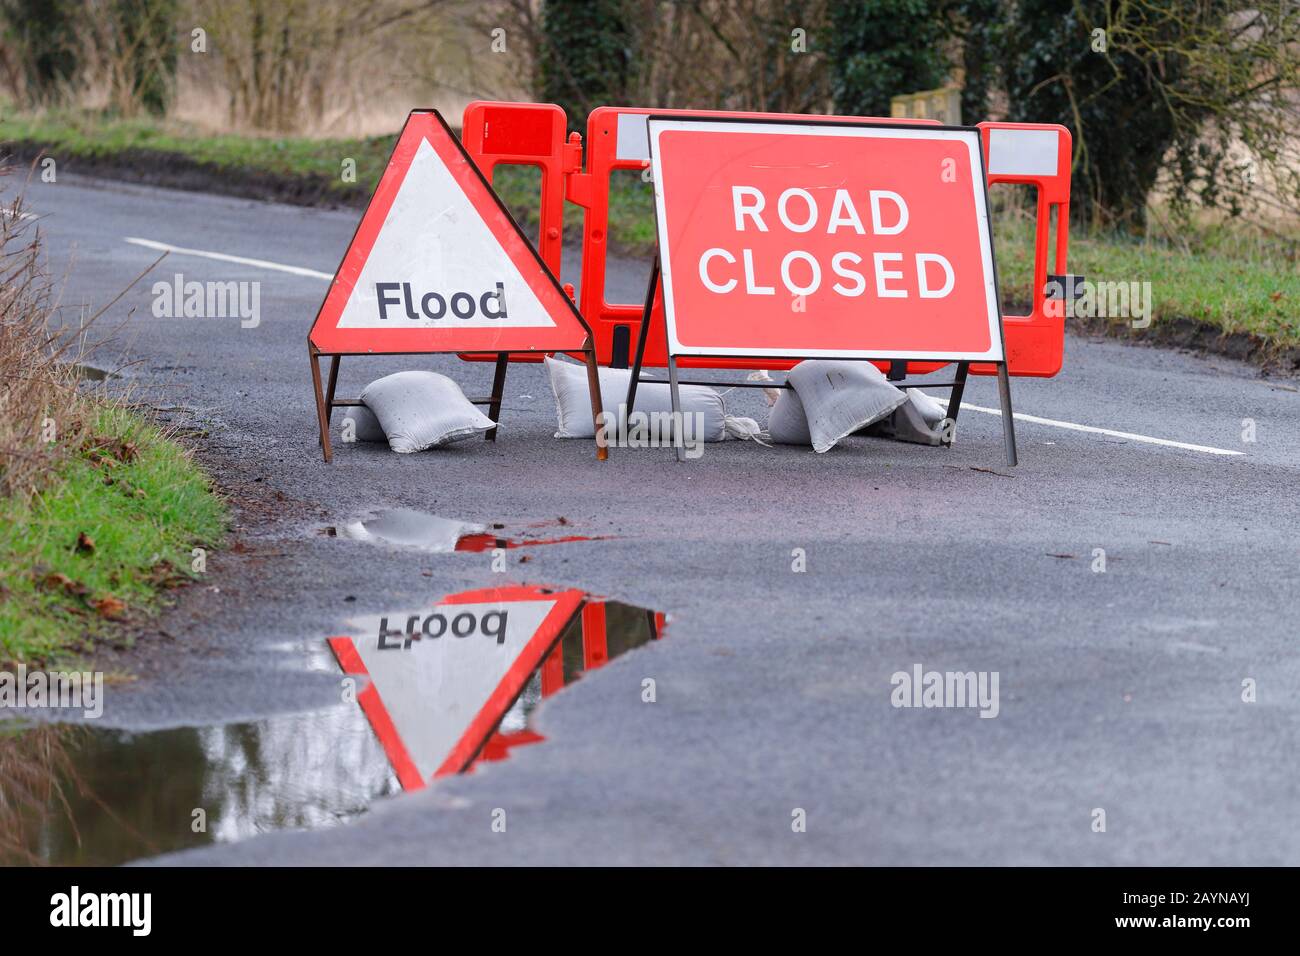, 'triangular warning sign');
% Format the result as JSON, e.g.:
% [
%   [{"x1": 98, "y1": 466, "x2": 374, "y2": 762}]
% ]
[
  {"x1": 309, "y1": 110, "x2": 592, "y2": 356},
  {"x1": 328, "y1": 585, "x2": 584, "y2": 788}
]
